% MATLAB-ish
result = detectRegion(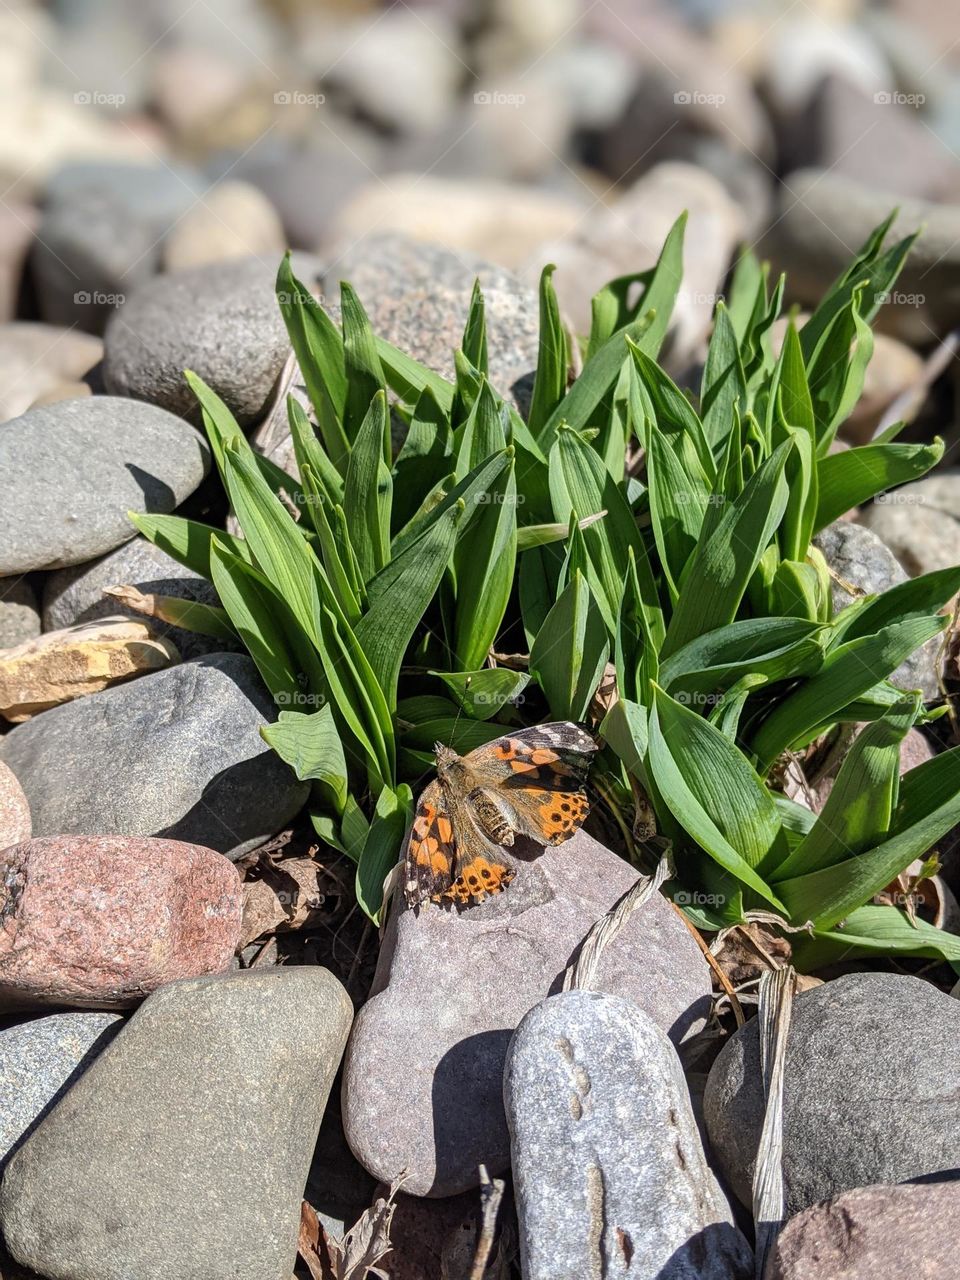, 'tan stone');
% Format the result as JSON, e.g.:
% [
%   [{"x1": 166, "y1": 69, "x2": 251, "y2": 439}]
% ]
[
  {"x1": 0, "y1": 617, "x2": 179, "y2": 723},
  {"x1": 162, "y1": 181, "x2": 285, "y2": 272}
]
